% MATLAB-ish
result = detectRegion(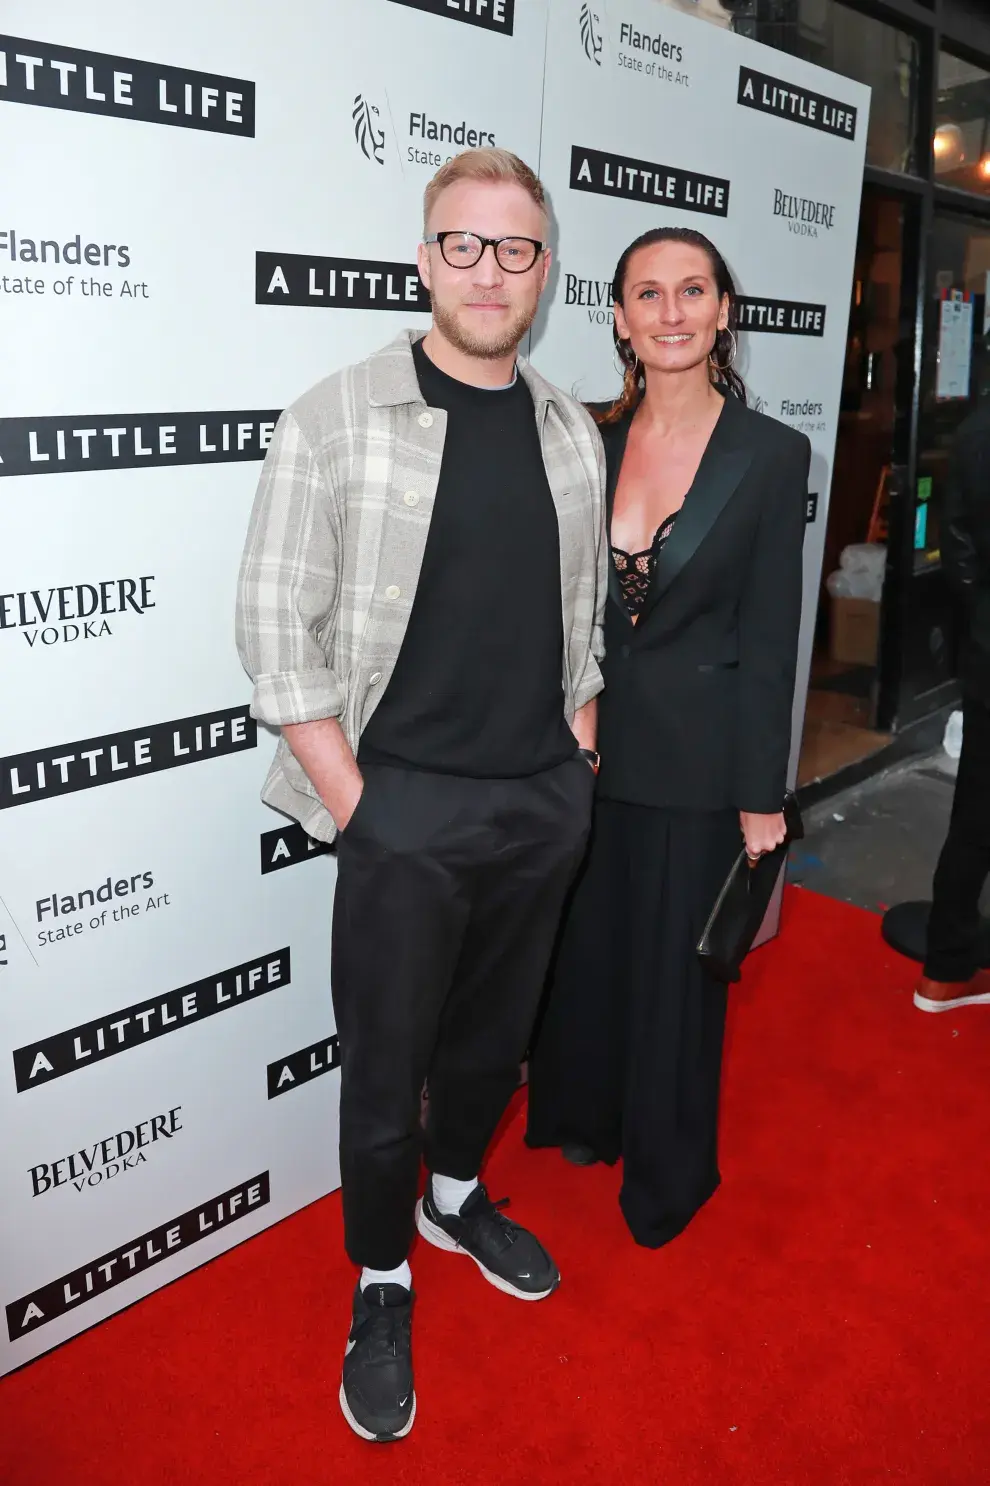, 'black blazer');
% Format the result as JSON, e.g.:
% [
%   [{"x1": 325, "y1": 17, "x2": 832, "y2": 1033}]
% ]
[
  {"x1": 595, "y1": 389, "x2": 810, "y2": 815},
  {"x1": 940, "y1": 399, "x2": 990, "y2": 701}
]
